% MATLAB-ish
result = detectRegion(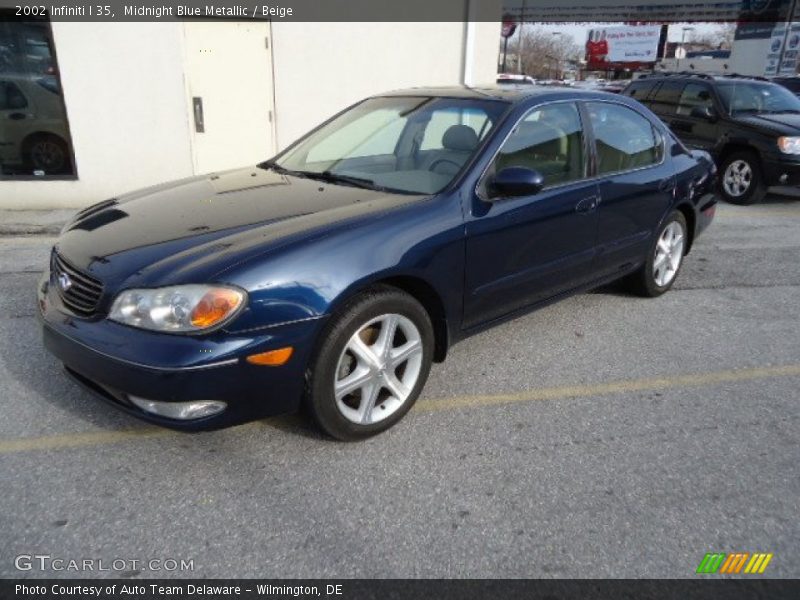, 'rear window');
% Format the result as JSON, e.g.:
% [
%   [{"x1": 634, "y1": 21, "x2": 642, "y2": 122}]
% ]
[
  {"x1": 623, "y1": 80, "x2": 657, "y2": 101},
  {"x1": 649, "y1": 81, "x2": 685, "y2": 115}
]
